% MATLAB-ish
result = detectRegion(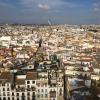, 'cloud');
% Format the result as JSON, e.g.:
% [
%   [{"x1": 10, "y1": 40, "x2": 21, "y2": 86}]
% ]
[
  {"x1": 93, "y1": 2, "x2": 100, "y2": 11},
  {"x1": 94, "y1": 7, "x2": 100, "y2": 11},
  {"x1": 1, "y1": 0, "x2": 98, "y2": 24},
  {"x1": 37, "y1": 4, "x2": 50, "y2": 10},
  {"x1": 20, "y1": 0, "x2": 78, "y2": 9}
]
